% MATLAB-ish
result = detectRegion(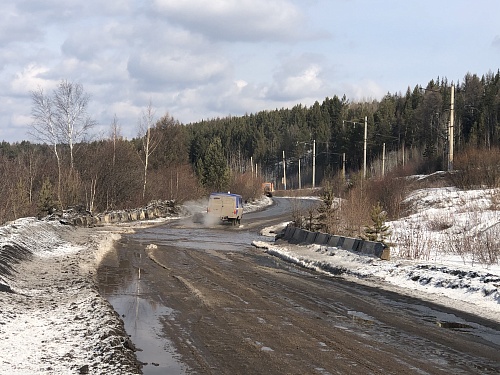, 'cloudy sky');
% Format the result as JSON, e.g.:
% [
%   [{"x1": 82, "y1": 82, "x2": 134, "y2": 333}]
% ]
[{"x1": 1, "y1": 0, "x2": 499, "y2": 143}]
